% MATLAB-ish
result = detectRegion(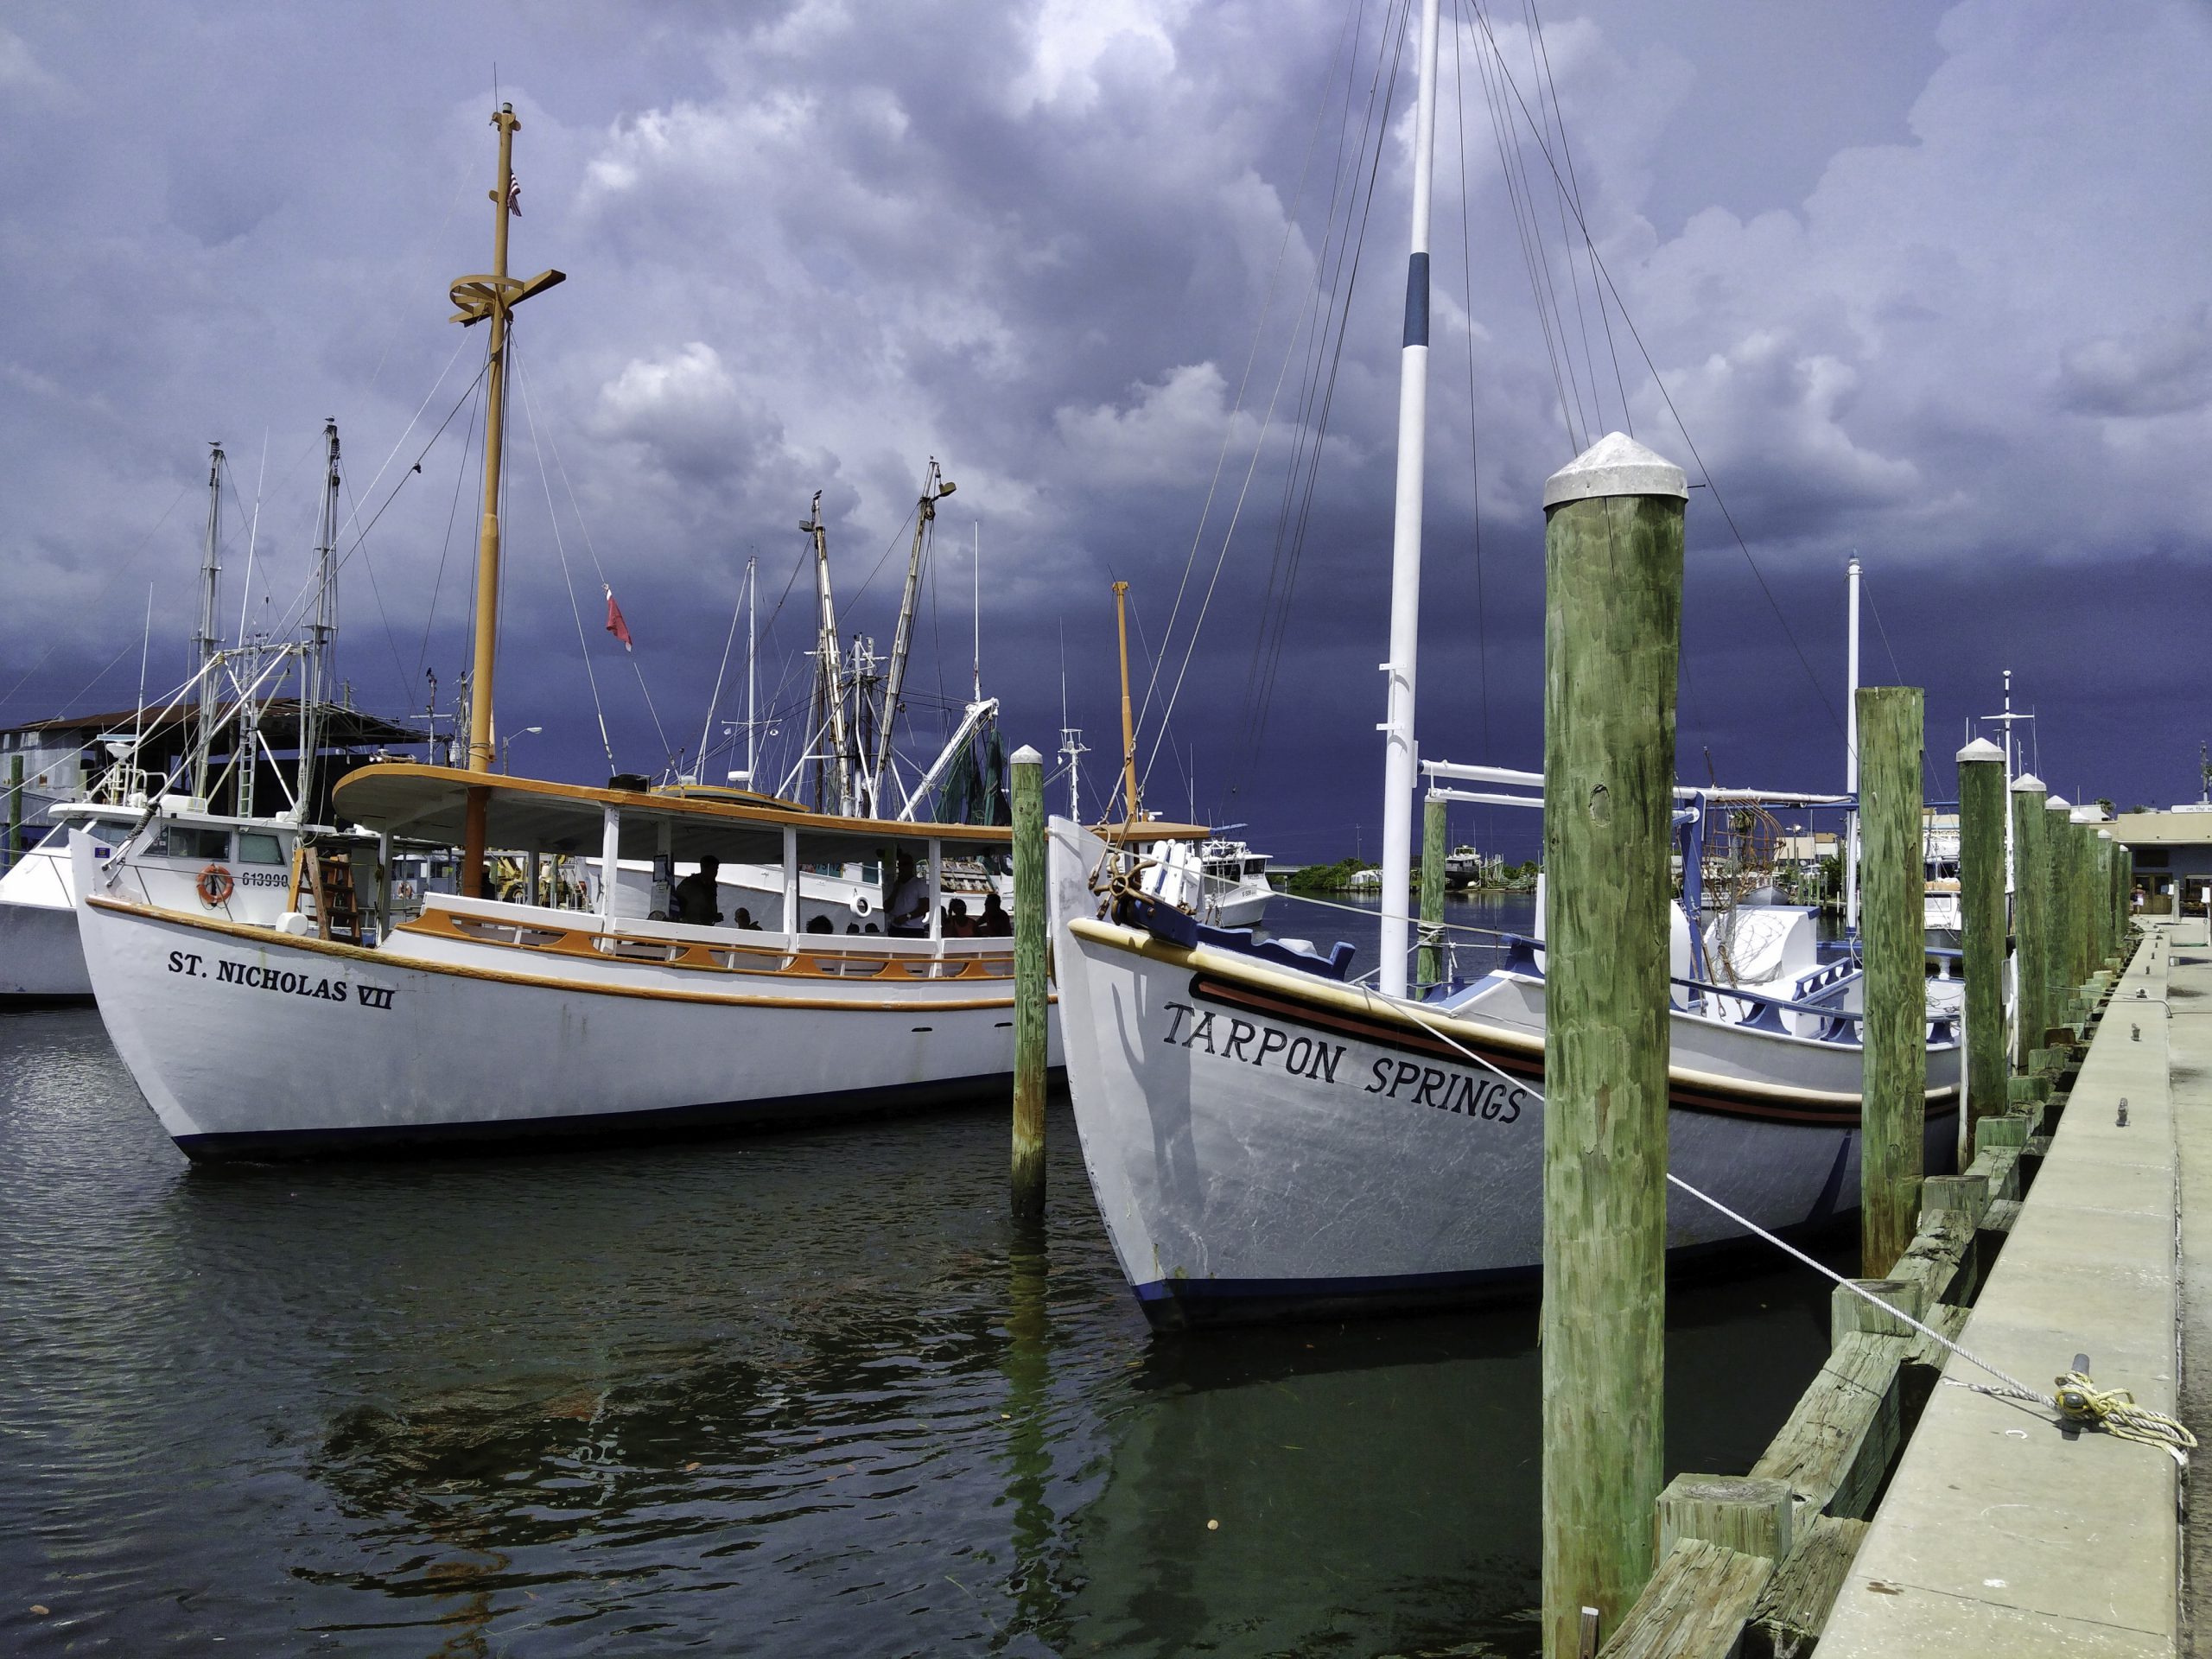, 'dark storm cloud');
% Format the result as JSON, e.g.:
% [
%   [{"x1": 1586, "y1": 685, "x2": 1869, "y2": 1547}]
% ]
[{"x1": 0, "y1": 0, "x2": 2206, "y2": 861}]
